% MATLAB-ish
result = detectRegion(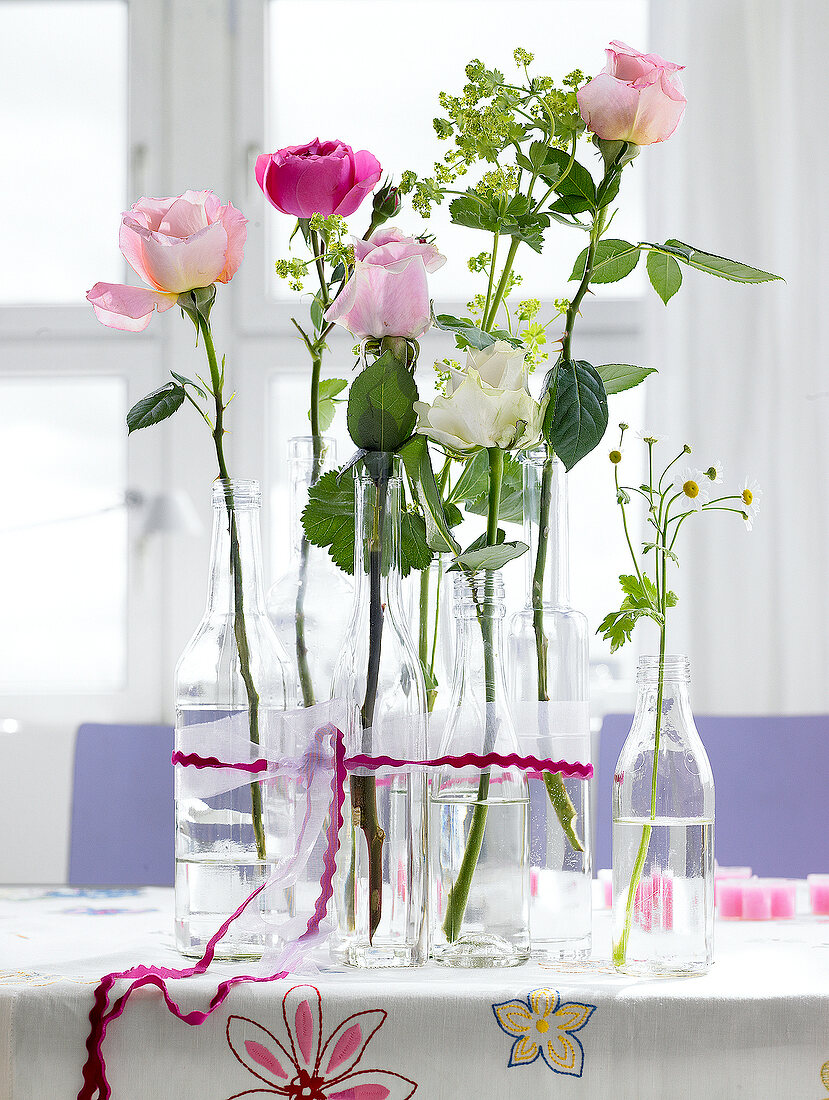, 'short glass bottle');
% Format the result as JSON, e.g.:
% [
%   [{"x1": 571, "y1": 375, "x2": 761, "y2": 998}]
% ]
[
  {"x1": 330, "y1": 456, "x2": 429, "y2": 968},
  {"x1": 267, "y1": 436, "x2": 352, "y2": 709},
  {"x1": 508, "y1": 448, "x2": 592, "y2": 960},
  {"x1": 175, "y1": 479, "x2": 294, "y2": 959},
  {"x1": 431, "y1": 570, "x2": 530, "y2": 968},
  {"x1": 612, "y1": 655, "x2": 715, "y2": 976}
]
